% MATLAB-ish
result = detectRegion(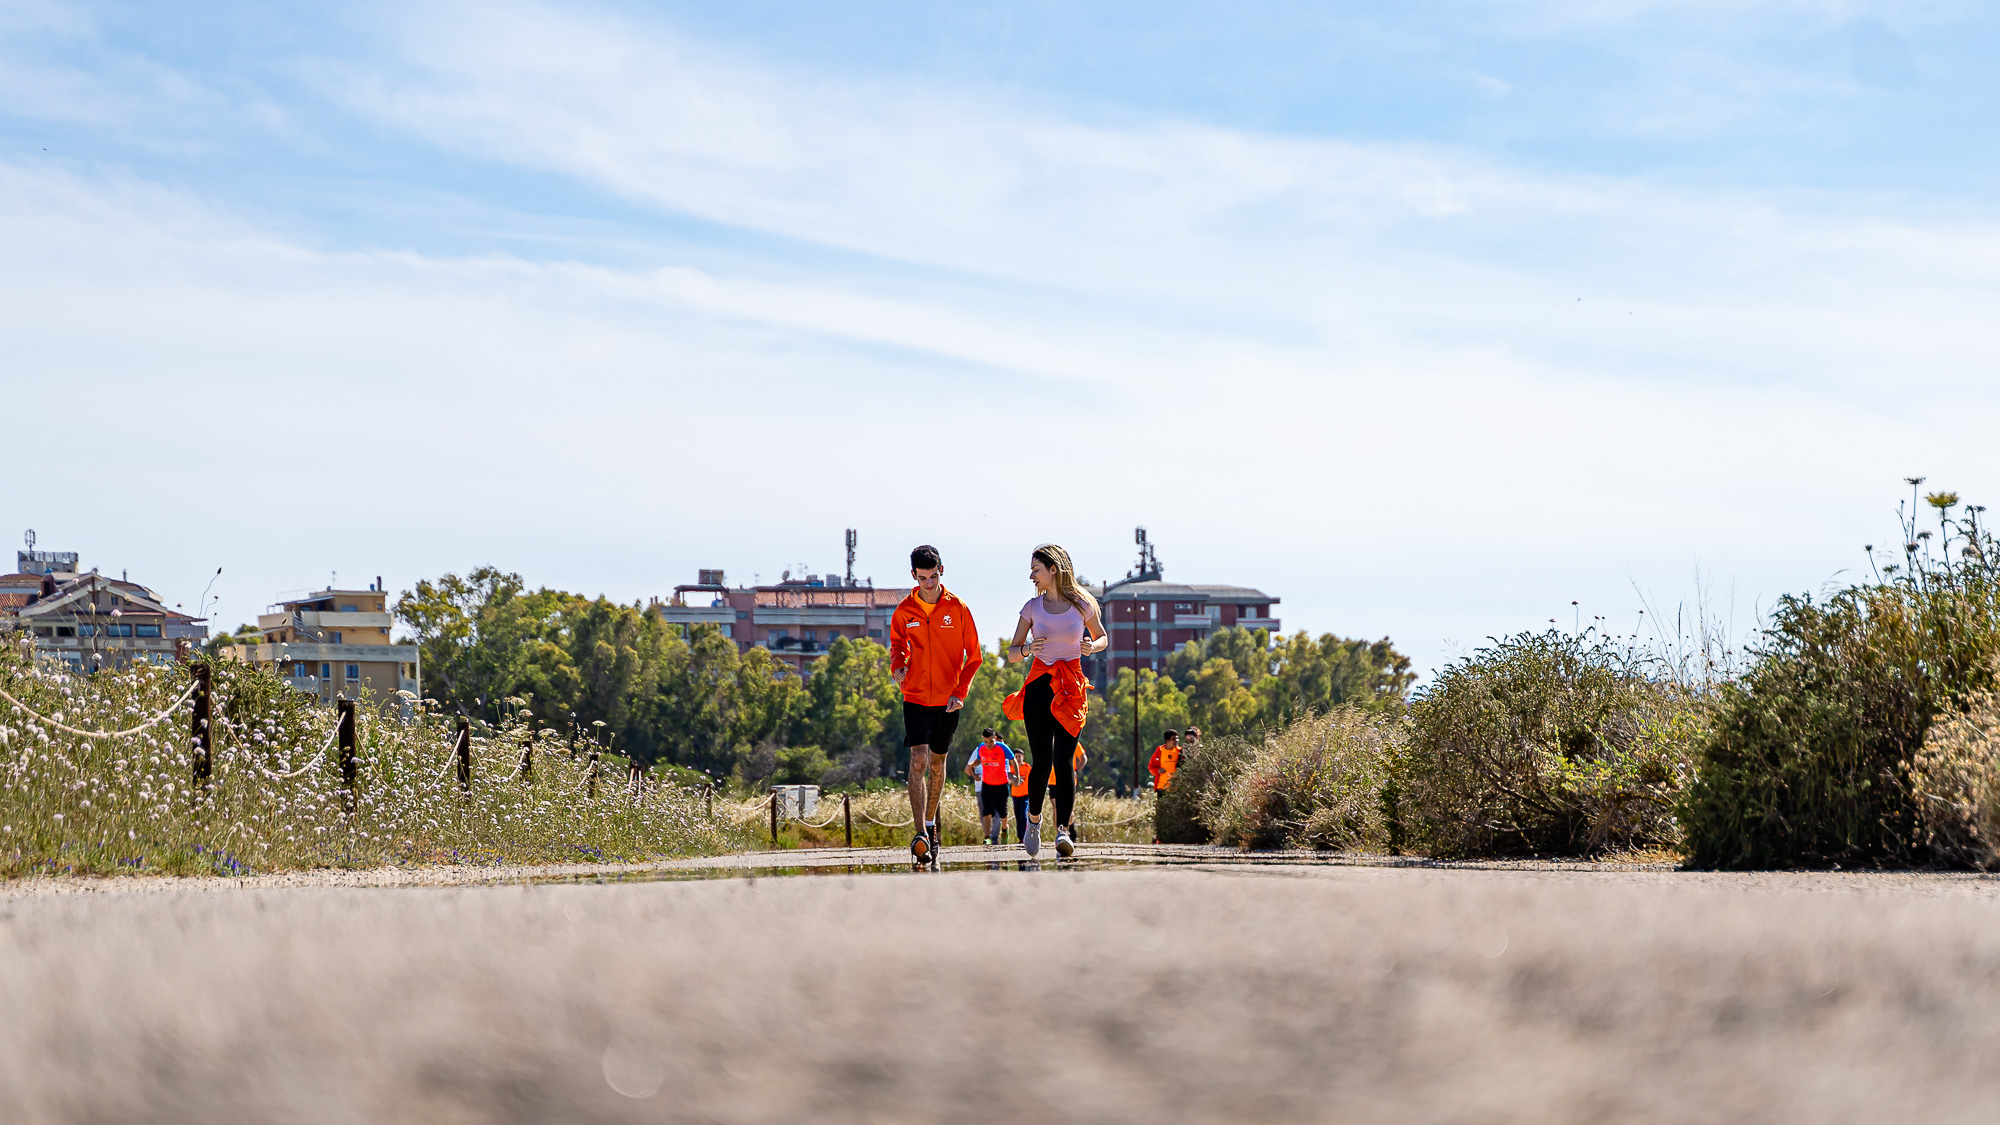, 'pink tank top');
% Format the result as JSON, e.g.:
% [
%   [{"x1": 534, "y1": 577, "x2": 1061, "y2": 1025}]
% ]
[{"x1": 1021, "y1": 596, "x2": 1086, "y2": 662}]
